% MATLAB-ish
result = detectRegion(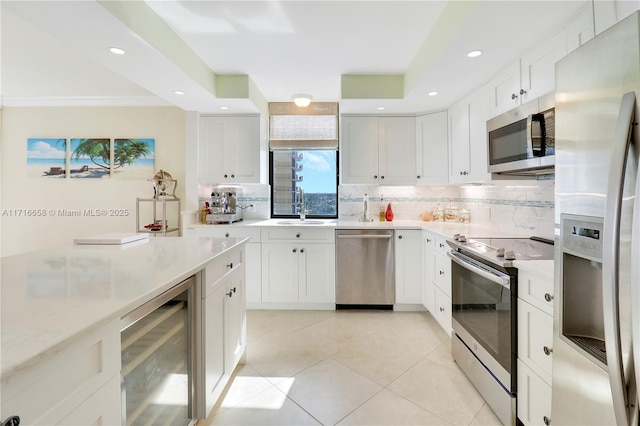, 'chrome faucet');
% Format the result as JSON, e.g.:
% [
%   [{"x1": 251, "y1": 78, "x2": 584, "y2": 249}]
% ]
[{"x1": 297, "y1": 187, "x2": 305, "y2": 221}]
